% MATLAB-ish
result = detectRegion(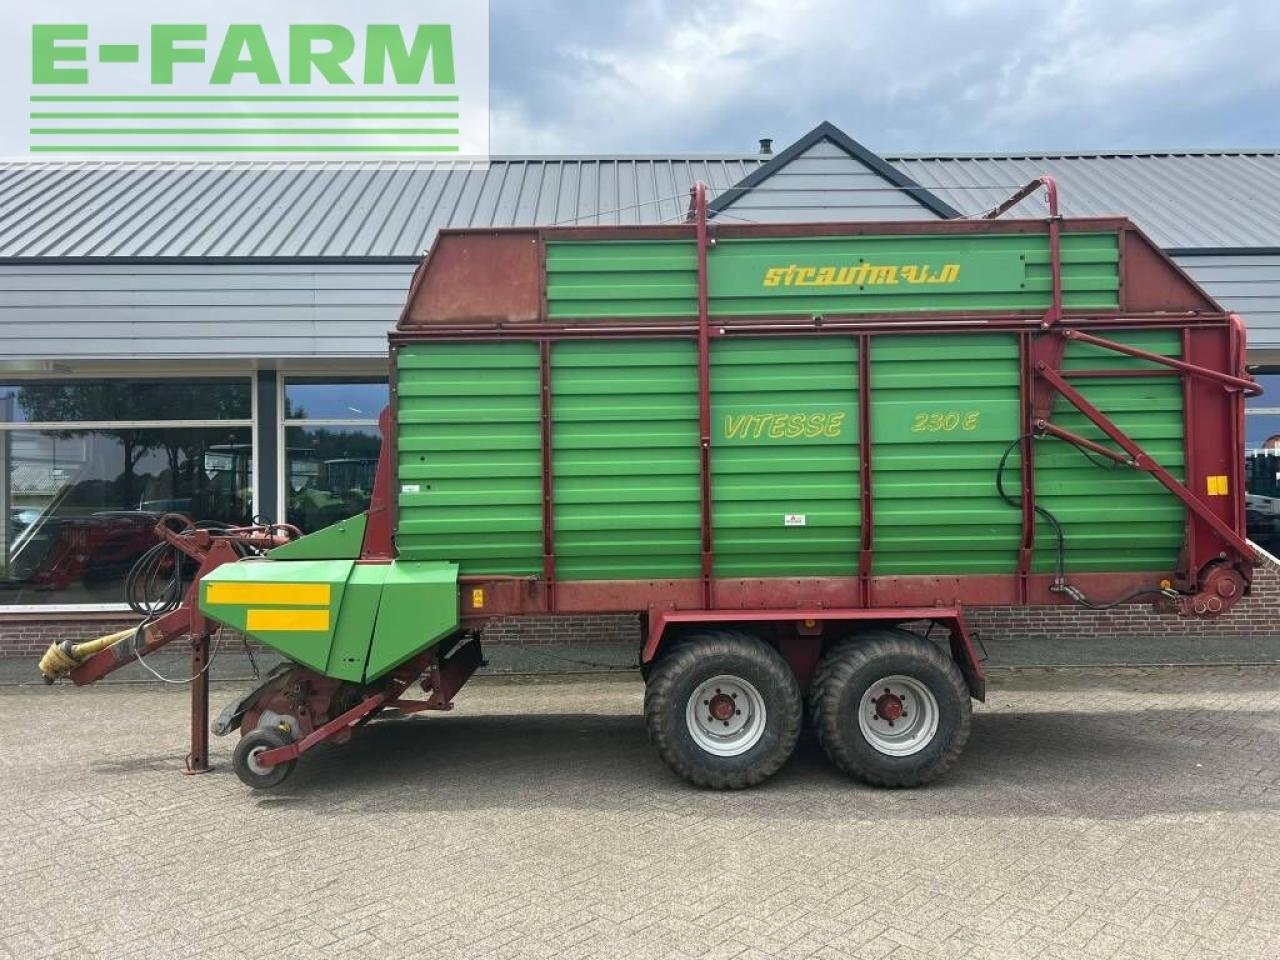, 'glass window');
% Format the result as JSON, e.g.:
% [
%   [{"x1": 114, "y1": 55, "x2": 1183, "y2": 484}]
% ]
[
  {"x1": 284, "y1": 379, "x2": 388, "y2": 420},
  {"x1": 0, "y1": 379, "x2": 250, "y2": 423},
  {"x1": 1245, "y1": 371, "x2": 1280, "y2": 552},
  {"x1": 1, "y1": 426, "x2": 252, "y2": 605},
  {"x1": 284, "y1": 425, "x2": 381, "y2": 533},
  {"x1": 281, "y1": 378, "x2": 387, "y2": 534},
  {"x1": 0, "y1": 377, "x2": 253, "y2": 607}
]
